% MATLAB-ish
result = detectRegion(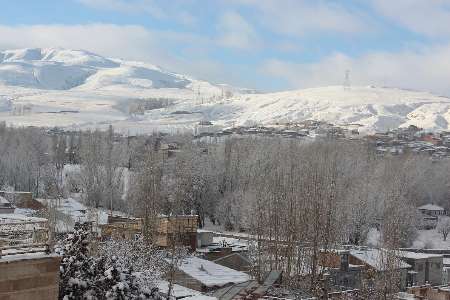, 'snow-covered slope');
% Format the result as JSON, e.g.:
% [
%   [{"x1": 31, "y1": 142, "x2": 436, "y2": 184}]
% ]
[
  {"x1": 227, "y1": 86, "x2": 450, "y2": 132},
  {"x1": 1, "y1": 47, "x2": 450, "y2": 133}
]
